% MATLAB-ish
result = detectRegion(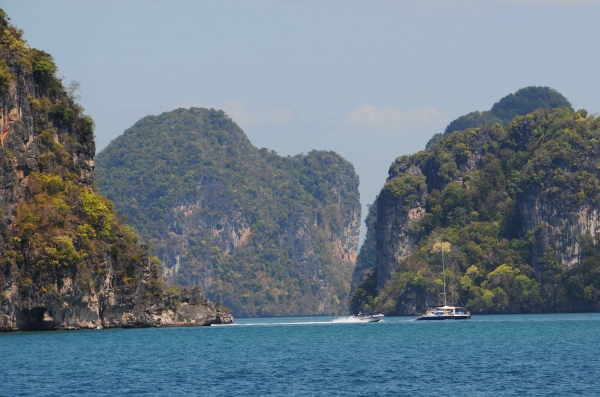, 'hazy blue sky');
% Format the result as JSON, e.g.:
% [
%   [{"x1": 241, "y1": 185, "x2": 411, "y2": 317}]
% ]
[{"x1": 4, "y1": 0, "x2": 600, "y2": 242}]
